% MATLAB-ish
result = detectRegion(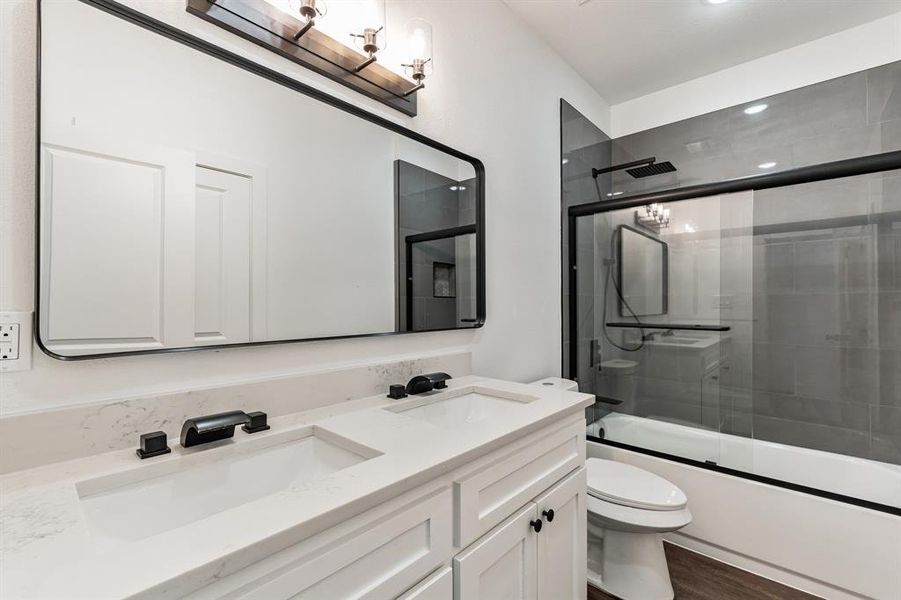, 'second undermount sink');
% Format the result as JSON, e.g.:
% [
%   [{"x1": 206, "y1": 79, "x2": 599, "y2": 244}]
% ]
[
  {"x1": 77, "y1": 427, "x2": 379, "y2": 545},
  {"x1": 386, "y1": 386, "x2": 537, "y2": 427}
]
